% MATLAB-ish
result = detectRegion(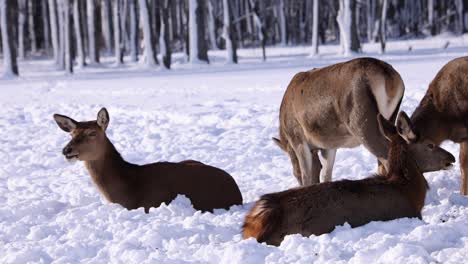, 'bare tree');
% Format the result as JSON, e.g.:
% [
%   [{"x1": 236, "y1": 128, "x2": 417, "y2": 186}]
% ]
[
  {"x1": 139, "y1": 0, "x2": 157, "y2": 66},
  {"x1": 73, "y1": 0, "x2": 86, "y2": 67},
  {"x1": 188, "y1": 0, "x2": 209, "y2": 63},
  {"x1": 28, "y1": 0, "x2": 37, "y2": 54},
  {"x1": 18, "y1": 0, "x2": 26, "y2": 59},
  {"x1": 311, "y1": 0, "x2": 319, "y2": 56},
  {"x1": 1, "y1": 0, "x2": 19, "y2": 76},
  {"x1": 222, "y1": 0, "x2": 237, "y2": 63},
  {"x1": 128, "y1": 0, "x2": 138, "y2": 62},
  {"x1": 160, "y1": 0, "x2": 171, "y2": 68},
  {"x1": 87, "y1": 0, "x2": 100, "y2": 64},
  {"x1": 113, "y1": 0, "x2": 123, "y2": 65},
  {"x1": 49, "y1": 0, "x2": 60, "y2": 64},
  {"x1": 101, "y1": 0, "x2": 113, "y2": 54},
  {"x1": 62, "y1": 0, "x2": 73, "y2": 73}
]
